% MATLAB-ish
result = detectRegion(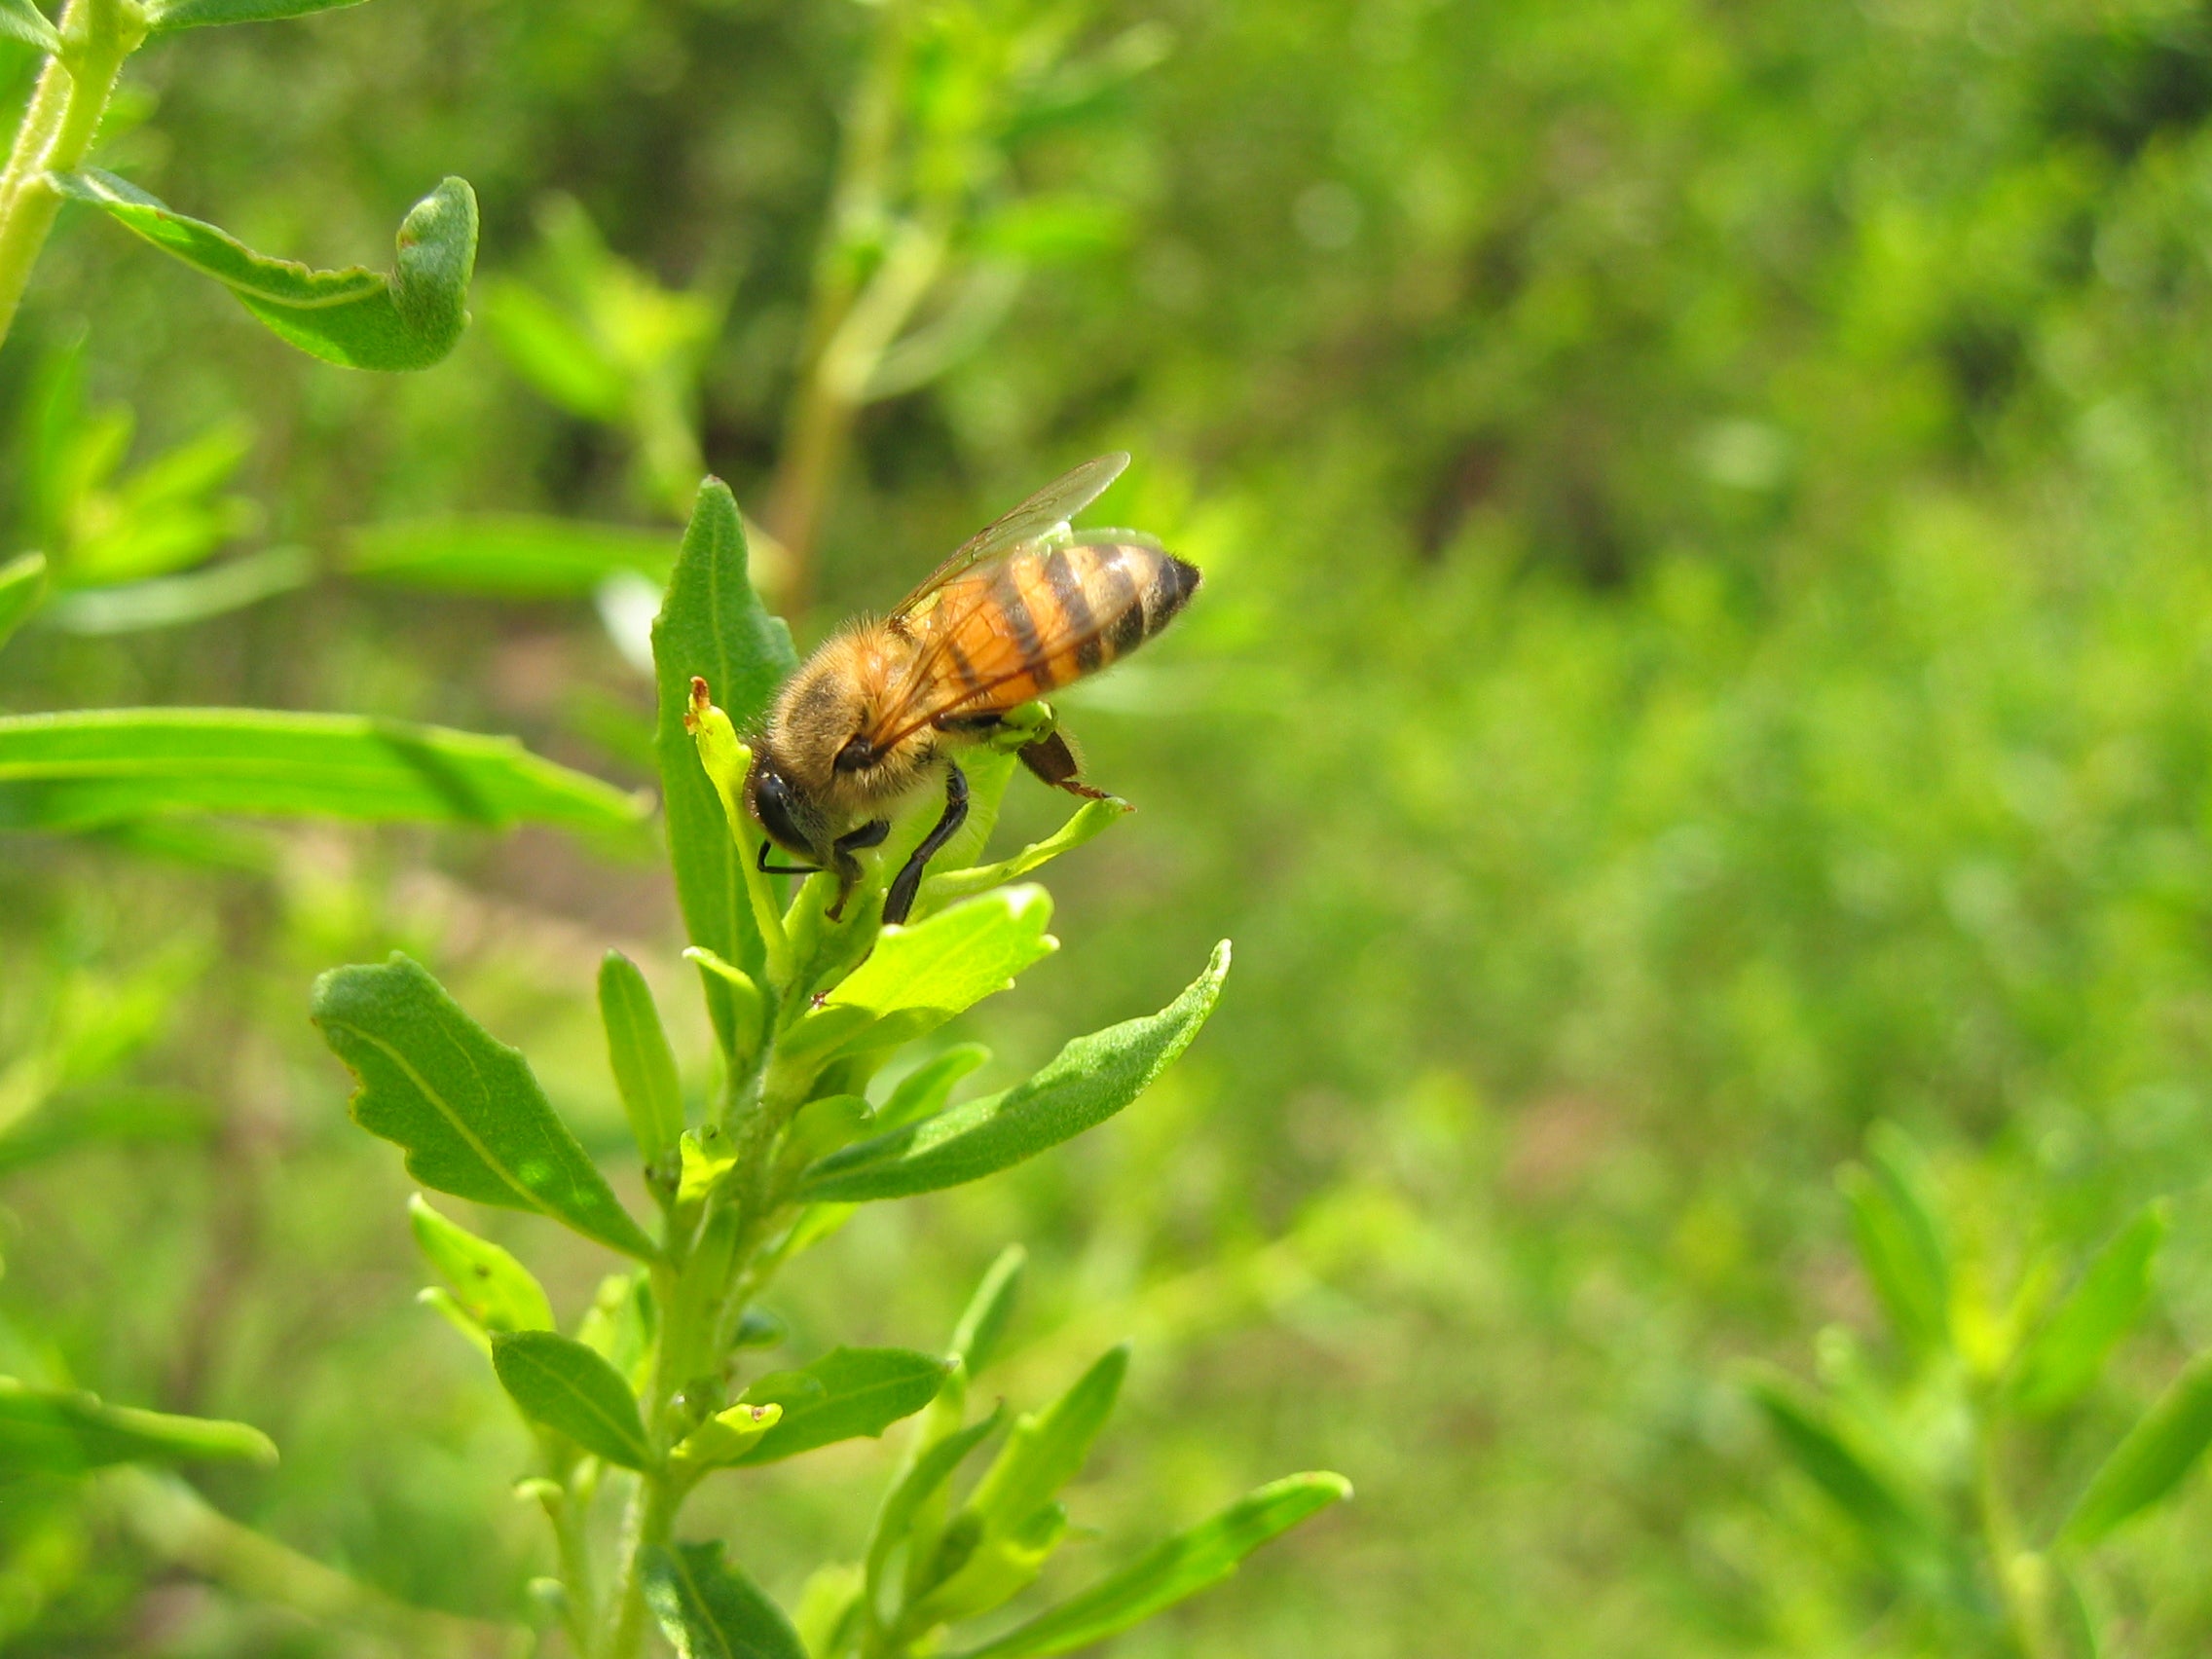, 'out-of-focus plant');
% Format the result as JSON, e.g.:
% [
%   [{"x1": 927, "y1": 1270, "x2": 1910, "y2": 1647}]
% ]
[
  {"x1": 309, "y1": 479, "x2": 1346, "y2": 1658},
  {"x1": 1750, "y1": 1125, "x2": 2212, "y2": 1658}
]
